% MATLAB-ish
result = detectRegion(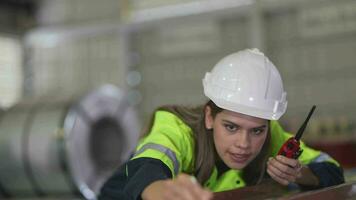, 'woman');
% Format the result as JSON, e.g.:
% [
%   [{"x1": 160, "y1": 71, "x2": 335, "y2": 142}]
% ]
[{"x1": 98, "y1": 49, "x2": 344, "y2": 200}]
